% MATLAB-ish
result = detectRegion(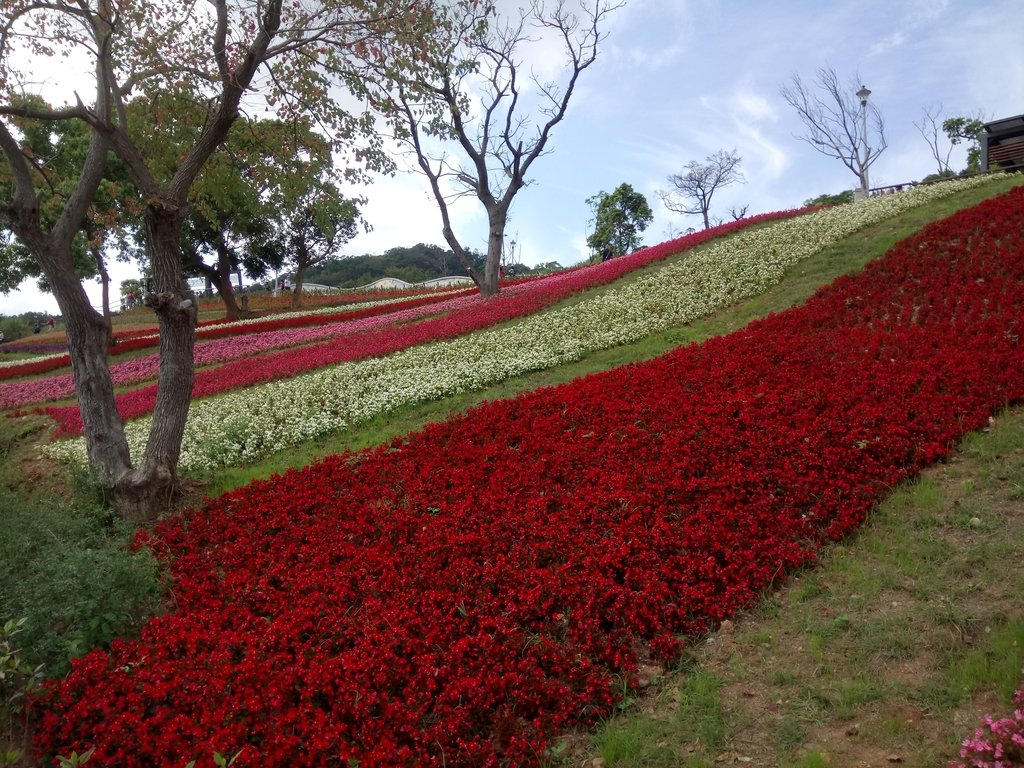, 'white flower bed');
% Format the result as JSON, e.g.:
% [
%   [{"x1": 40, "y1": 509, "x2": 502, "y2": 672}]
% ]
[
  {"x1": 45, "y1": 176, "x2": 998, "y2": 471},
  {"x1": 0, "y1": 352, "x2": 65, "y2": 369}
]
